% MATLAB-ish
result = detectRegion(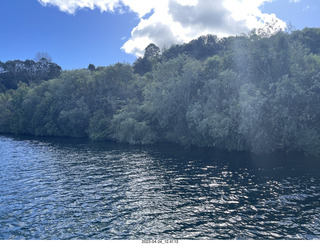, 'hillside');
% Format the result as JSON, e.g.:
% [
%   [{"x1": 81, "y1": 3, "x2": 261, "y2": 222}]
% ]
[{"x1": 1, "y1": 28, "x2": 320, "y2": 156}]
